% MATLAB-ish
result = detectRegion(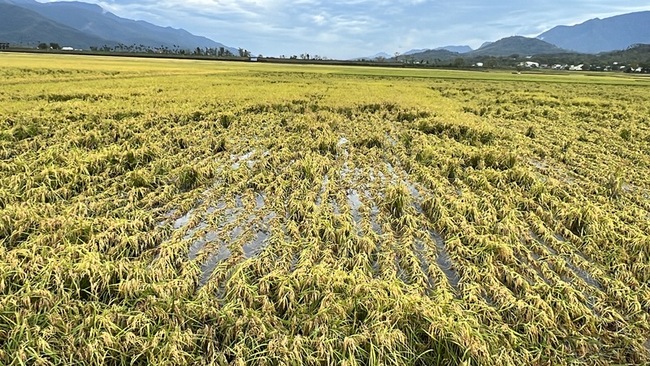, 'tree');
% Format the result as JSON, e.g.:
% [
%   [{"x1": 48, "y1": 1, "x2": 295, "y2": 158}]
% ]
[
  {"x1": 452, "y1": 57, "x2": 465, "y2": 68},
  {"x1": 49, "y1": 42, "x2": 60, "y2": 50},
  {"x1": 38, "y1": 43, "x2": 48, "y2": 50},
  {"x1": 237, "y1": 48, "x2": 251, "y2": 57}
]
